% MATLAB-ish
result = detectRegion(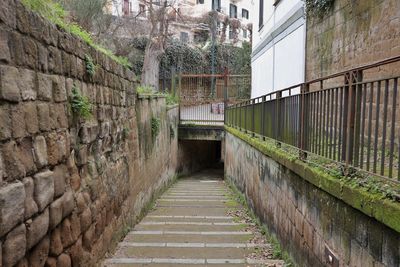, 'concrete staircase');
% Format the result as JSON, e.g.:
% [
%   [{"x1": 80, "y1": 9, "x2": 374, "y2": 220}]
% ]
[{"x1": 103, "y1": 172, "x2": 285, "y2": 267}]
